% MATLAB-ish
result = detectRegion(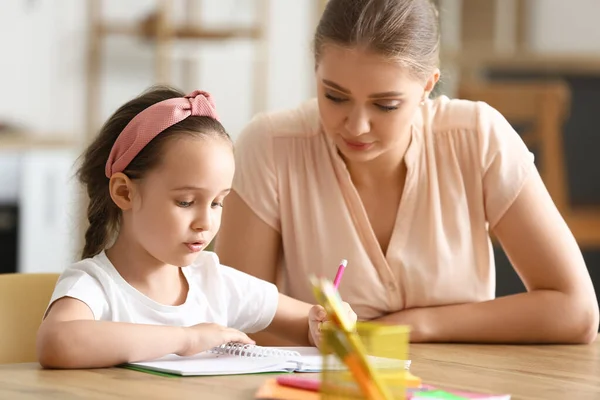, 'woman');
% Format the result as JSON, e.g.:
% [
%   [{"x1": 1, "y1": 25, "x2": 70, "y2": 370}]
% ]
[{"x1": 215, "y1": 0, "x2": 598, "y2": 344}]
